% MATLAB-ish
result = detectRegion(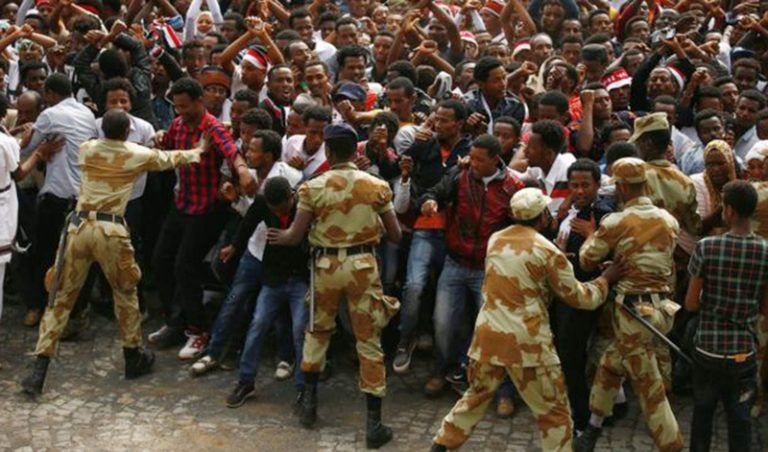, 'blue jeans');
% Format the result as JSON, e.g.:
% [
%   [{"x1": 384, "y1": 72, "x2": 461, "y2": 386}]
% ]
[
  {"x1": 239, "y1": 278, "x2": 309, "y2": 389},
  {"x1": 433, "y1": 256, "x2": 484, "y2": 375},
  {"x1": 206, "y1": 251, "x2": 262, "y2": 360},
  {"x1": 400, "y1": 230, "x2": 446, "y2": 342}
]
